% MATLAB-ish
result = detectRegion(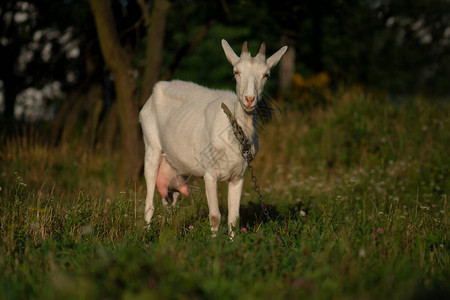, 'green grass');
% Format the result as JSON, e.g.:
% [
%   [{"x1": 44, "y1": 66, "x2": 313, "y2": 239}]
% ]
[{"x1": 0, "y1": 90, "x2": 449, "y2": 299}]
